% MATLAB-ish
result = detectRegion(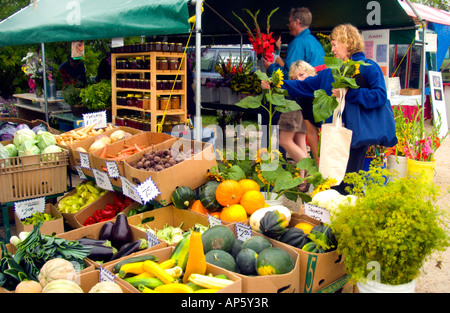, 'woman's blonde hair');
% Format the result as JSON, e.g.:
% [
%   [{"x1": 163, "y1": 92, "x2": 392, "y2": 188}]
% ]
[
  {"x1": 289, "y1": 60, "x2": 317, "y2": 80},
  {"x1": 330, "y1": 24, "x2": 364, "y2": 56}
]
